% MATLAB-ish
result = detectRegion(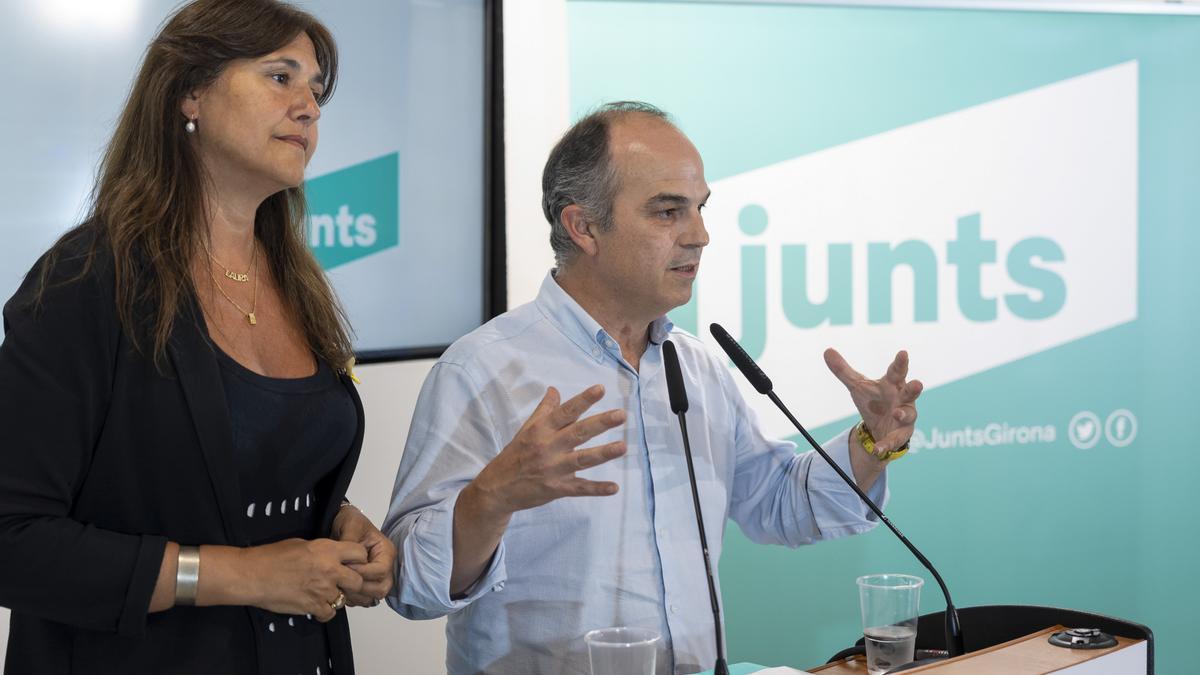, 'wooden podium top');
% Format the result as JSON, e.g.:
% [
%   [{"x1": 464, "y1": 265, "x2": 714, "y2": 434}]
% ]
[{"x1": 810, "y1": 626, "x2": 1146, "y2": 674}]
